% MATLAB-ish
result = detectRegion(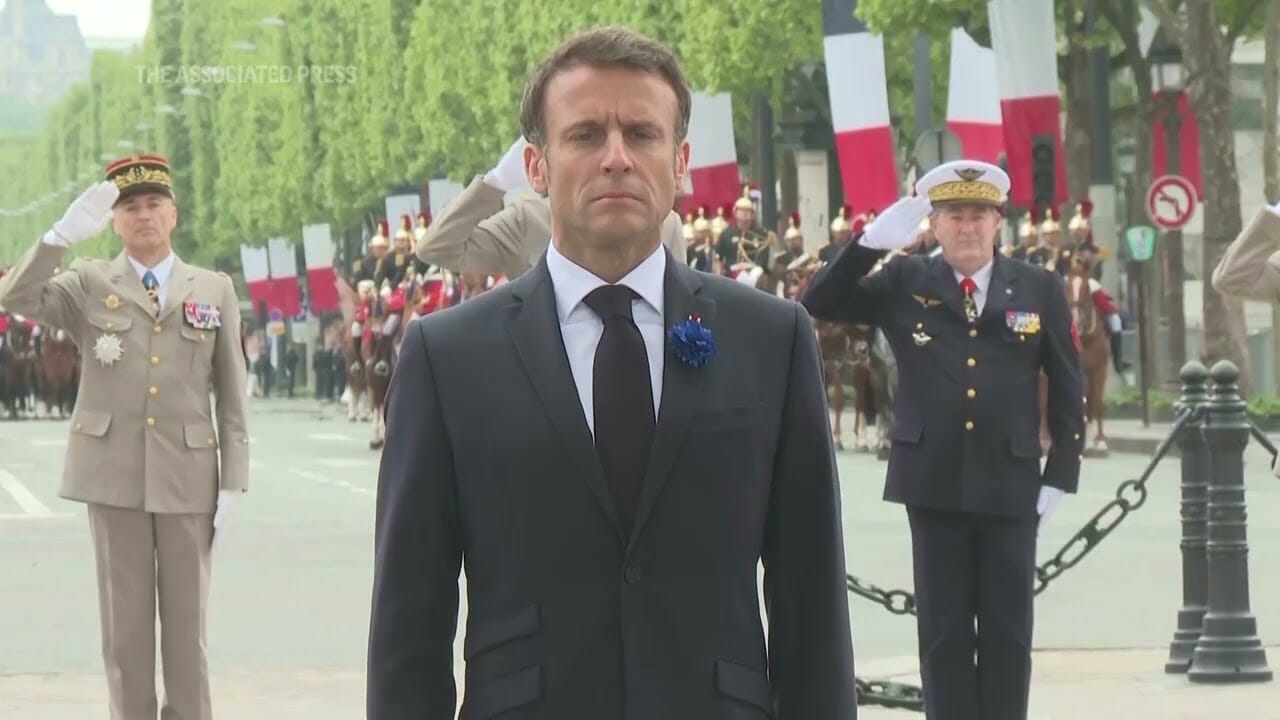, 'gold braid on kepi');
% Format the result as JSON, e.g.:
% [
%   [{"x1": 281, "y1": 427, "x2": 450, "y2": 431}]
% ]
[
  {"x1": 104, "y1": 153, "x2": 174, "y2": 205},
  {"x1": 914, "y1": 160, "x2": 1010, "y2": 209}
]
